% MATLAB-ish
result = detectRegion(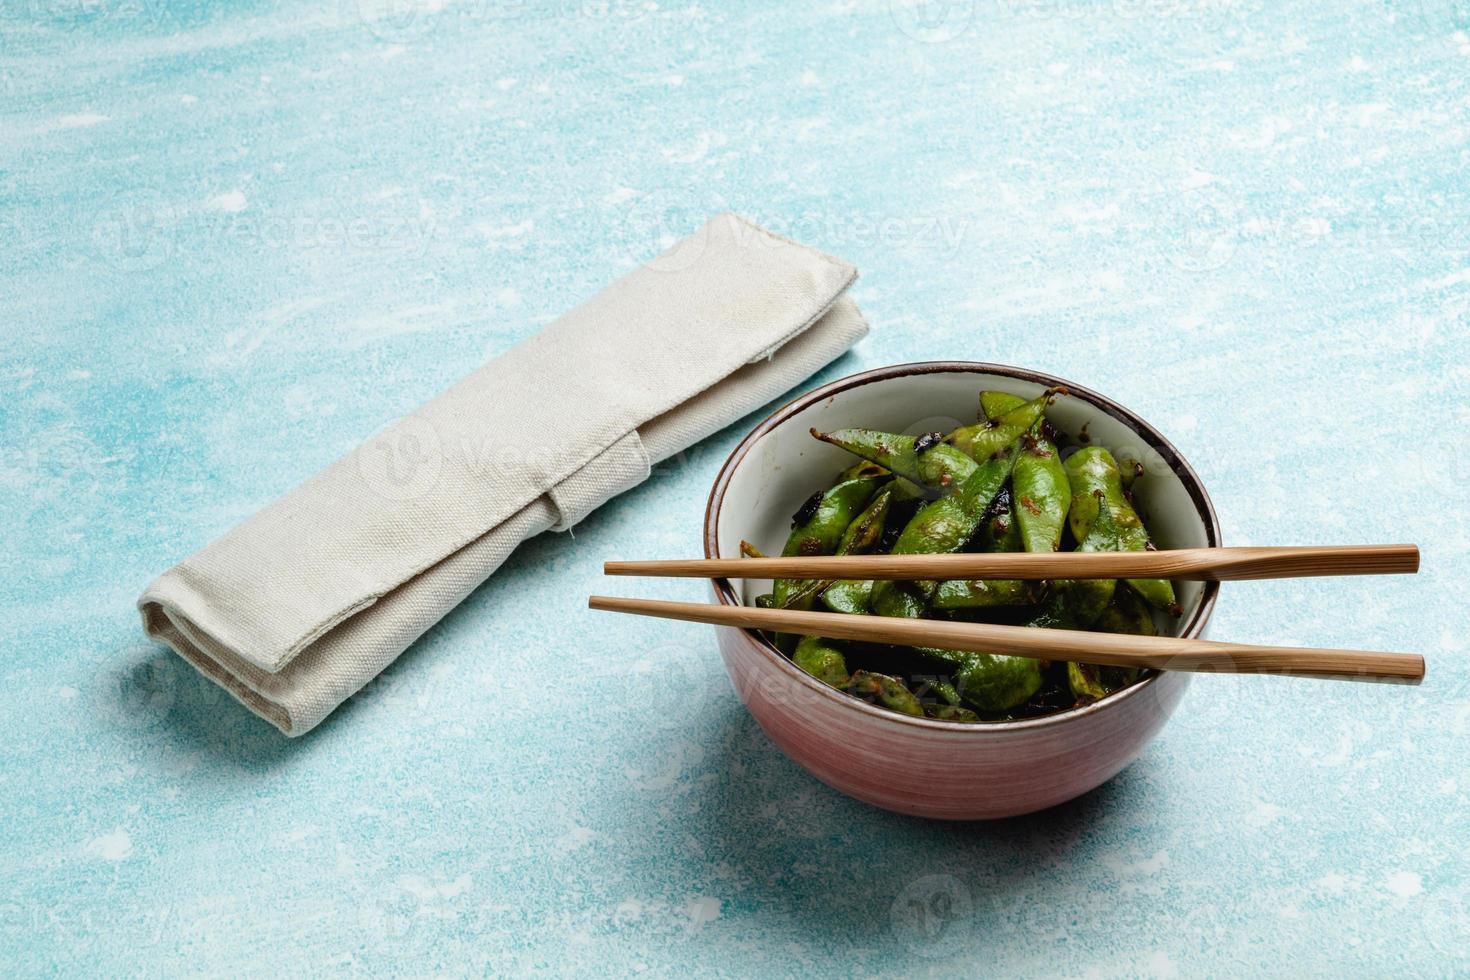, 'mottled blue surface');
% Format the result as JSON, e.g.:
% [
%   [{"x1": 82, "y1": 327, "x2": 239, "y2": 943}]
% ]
[{"x1": 3, "y1": 0, "x2": 1469, "y2": 974}]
